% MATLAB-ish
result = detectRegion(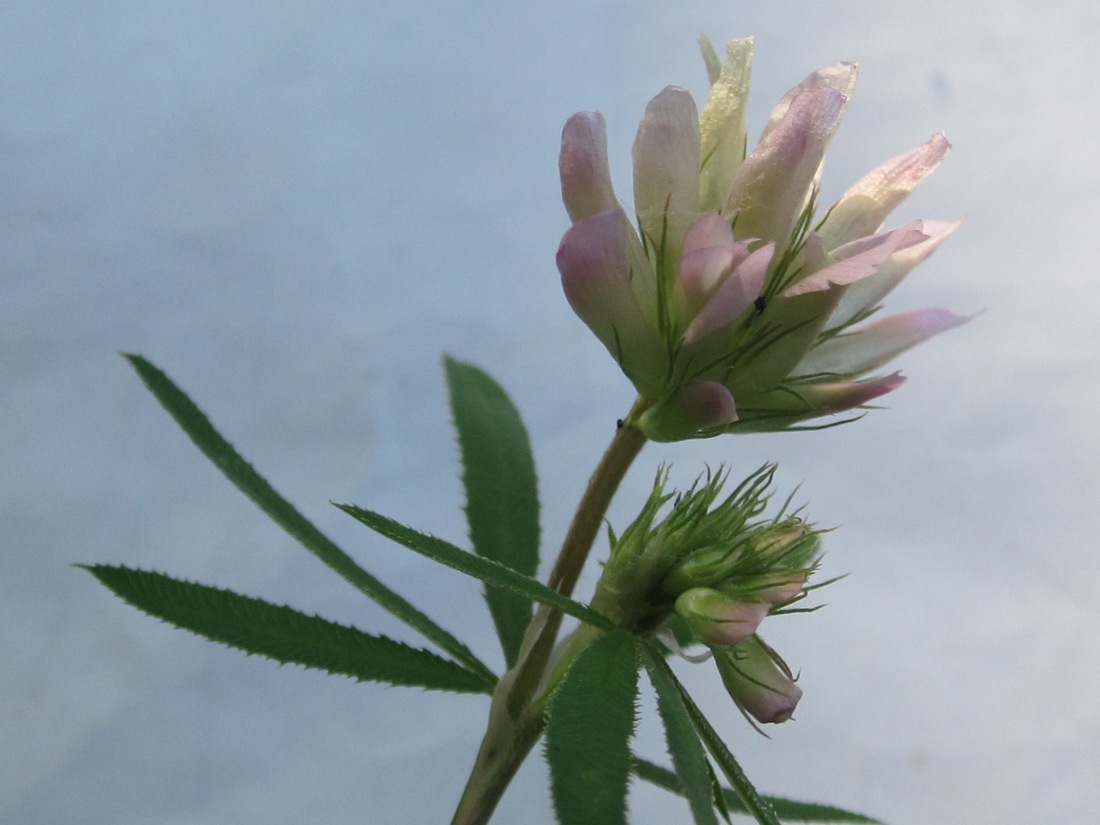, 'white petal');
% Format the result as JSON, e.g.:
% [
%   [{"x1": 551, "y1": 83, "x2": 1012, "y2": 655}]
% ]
[
  {"x1": 827, "y1": 219, "x2": 962, "y2": 328},
  {"x1": 726, "y1": 87, "x2": 847, "y2": 245},
  {"x1": 633, "y1": 86, "x2": 701, "y2": 276},
  {"x1": 783, "y1": 221, "x2": 928, "y2": 297},
  {"x1": 796, "y1": 307, "x2": 969, "y2": 376},
  {"x1": 819, "y1": 133, "x2": 951, "y2": 249}
]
